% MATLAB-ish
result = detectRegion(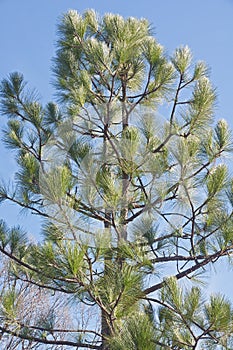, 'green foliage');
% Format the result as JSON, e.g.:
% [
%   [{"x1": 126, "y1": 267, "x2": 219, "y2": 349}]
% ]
[
  {"x1": 0, "y1": 221, "x2": 29, "y2": 261},
  {"x1": 96, "y1": 166, "x2": 122, "y2": 208},
  {"x1": 94, "y1": 262, "x2": 144, "y2": 318},
  {"x1": 205, "y1": 294, "x2": 232, "y2": 332},
  {"x1": 0, "y1": 289, "x2": 18, "y2": 320},
  {"x1": 193, "y1": 60, "x2": 208, "y2": 80},
  {"x1": 3, "y1": 119, "x2": 24, "y2": 149},
  {"x1": 188, "y1": 77, "x2": 216, "y2": 133},
  {"x1": 62, "y1": 241, "x2": 87, "y2": 278},
  {"x1": 214, "y1": 118, "x2": 232, "y2": 152},
  {"x1": 0, "y1": 8, "x2": 233, "y2": 350},
  {"x1": 206, "y1": 164, "x2": 228, "y2": 197},
  {"x1": 172, "y1": 45, "x2": 192, "y2": 75},
  {"x1": 0, "y1": 72, "x2": 26, "y2": 116},
  {"x1": 40, "y1": 165, "x2": 73, "y2": 202},
  {"x1": 16, "y1": 151, "x2": 40, "y2": 193},
  {"x1": 108, "y1": 313, "x2": 156, "y2": 350},
  {"x1": 0, "y1": 220, "x2": 9, "y2": 248},
  {"x1": 157, "y1": 278, "x2": 233, "y2": 349}
]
